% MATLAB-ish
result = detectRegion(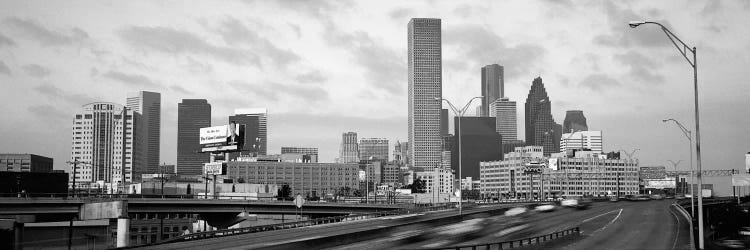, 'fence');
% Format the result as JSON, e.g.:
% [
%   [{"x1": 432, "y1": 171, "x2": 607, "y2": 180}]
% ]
[{"x1": 421, "y1": 227, "x2": 581, "y2": 250}]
